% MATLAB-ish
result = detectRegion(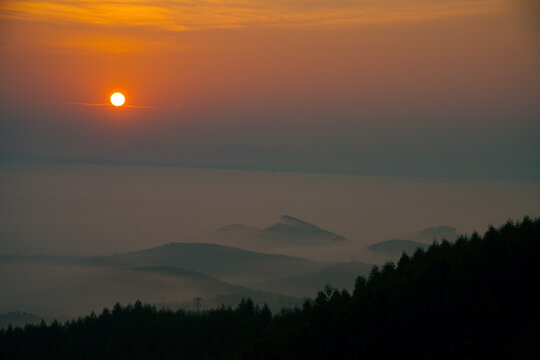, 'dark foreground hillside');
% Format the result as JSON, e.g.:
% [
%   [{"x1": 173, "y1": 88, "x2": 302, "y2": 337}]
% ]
[{"x1": 1, "y1": 218, "x2": 539, "y2": 359}]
